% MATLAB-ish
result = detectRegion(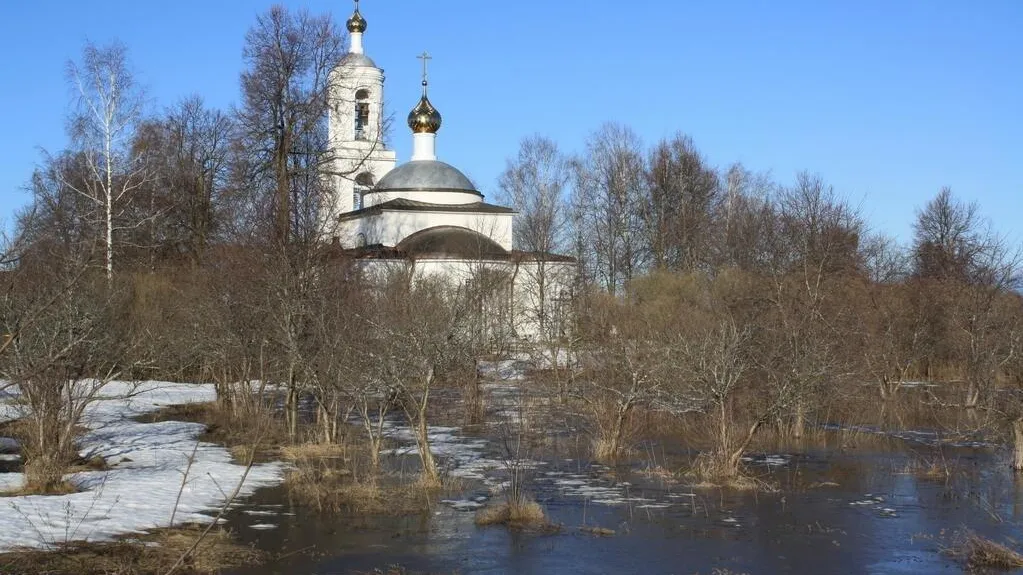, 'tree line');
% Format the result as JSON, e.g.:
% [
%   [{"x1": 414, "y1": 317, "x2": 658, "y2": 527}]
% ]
[{"x1": 501, "y1": 128, "x2": 1023, "y2": 472}]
